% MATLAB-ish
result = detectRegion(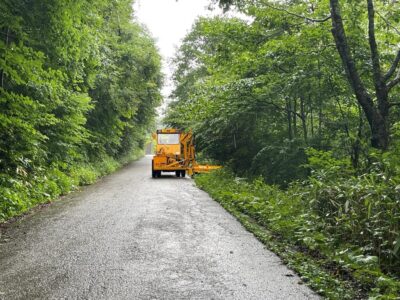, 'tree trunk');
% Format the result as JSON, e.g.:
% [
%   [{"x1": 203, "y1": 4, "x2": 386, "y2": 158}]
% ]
[
  {"x1": 286, "y1": 98, "x2": 293, "y2": 140},
  {"x1": 293, "y1": 98, "x2": 298, "y2": 137},
  {"x1": 329, "y1": 0, "x2": 389, "y2": 149},
  {"x1": 351, "y1": 106, "x2": 364, "y2": 169},
  {"x1": 317, "y1": 59, "x2": 323, "y2": 137},
  {"x1": 300, "y1": 96, "x2": 308, "y2": 143},
  {"x1": 1, "y1": 27, "x2": 10, "y2": 88},
  {"x1": 309, "y1": 94, "x2": 314, "y2": 137}
]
